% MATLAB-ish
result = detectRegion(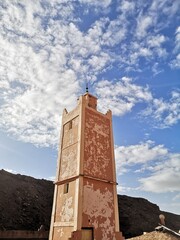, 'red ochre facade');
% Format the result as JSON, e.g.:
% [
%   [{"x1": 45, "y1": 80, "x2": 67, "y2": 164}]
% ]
[{"x1": 49, "y1": 93, "x2": 124, "y2": 240}]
